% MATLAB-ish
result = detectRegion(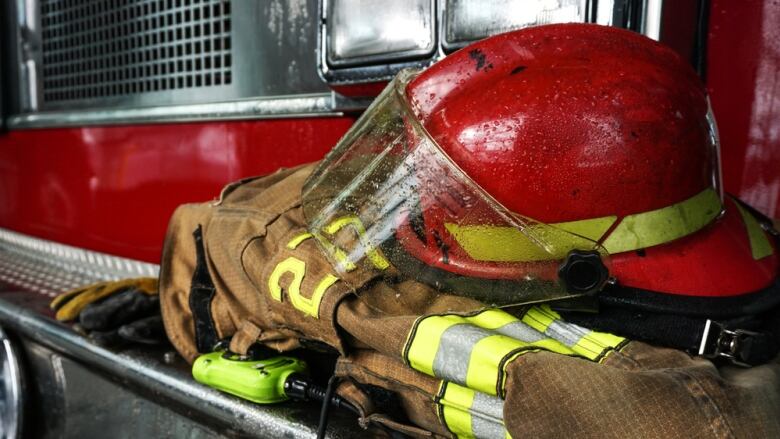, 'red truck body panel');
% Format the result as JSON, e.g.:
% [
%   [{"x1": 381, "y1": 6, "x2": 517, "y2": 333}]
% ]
[
  {"x1": 708, "y1": 0, "x2": 780, "y2": 218},
  {"x1": 0, "y1": 118, "x2": 354, "y2": 262}
]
